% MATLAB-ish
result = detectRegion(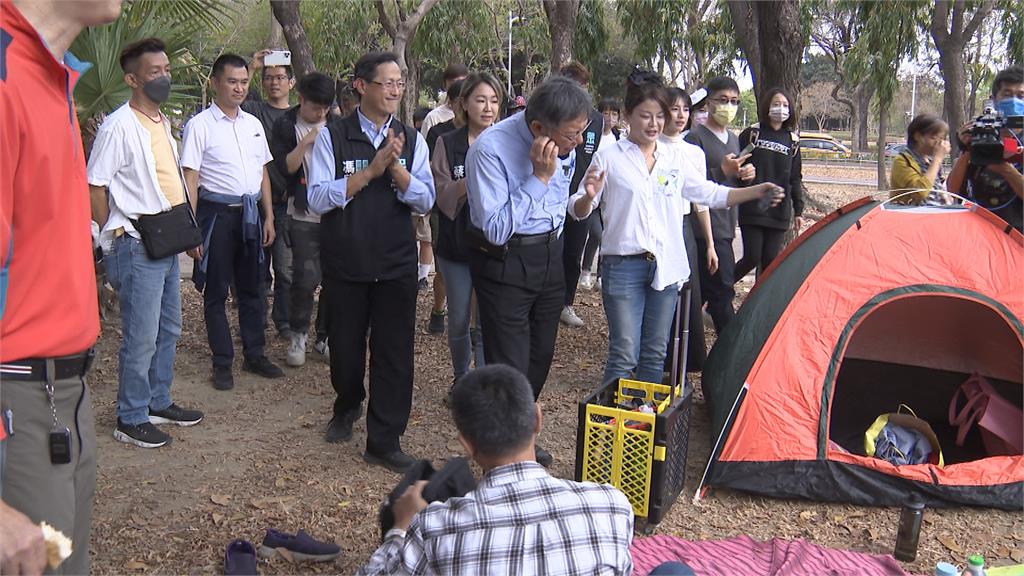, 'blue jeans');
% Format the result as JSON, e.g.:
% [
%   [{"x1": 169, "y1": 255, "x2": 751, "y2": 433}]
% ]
[
  {"x1": 436, "y1": 256, "x2": 484, "y2": 379},
  {"x1": 601, "y1": 255, "x2": 679, "y2": 385},
  {"x1": 105, "y1": 235, "x2": 181, "y2": 425}
]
